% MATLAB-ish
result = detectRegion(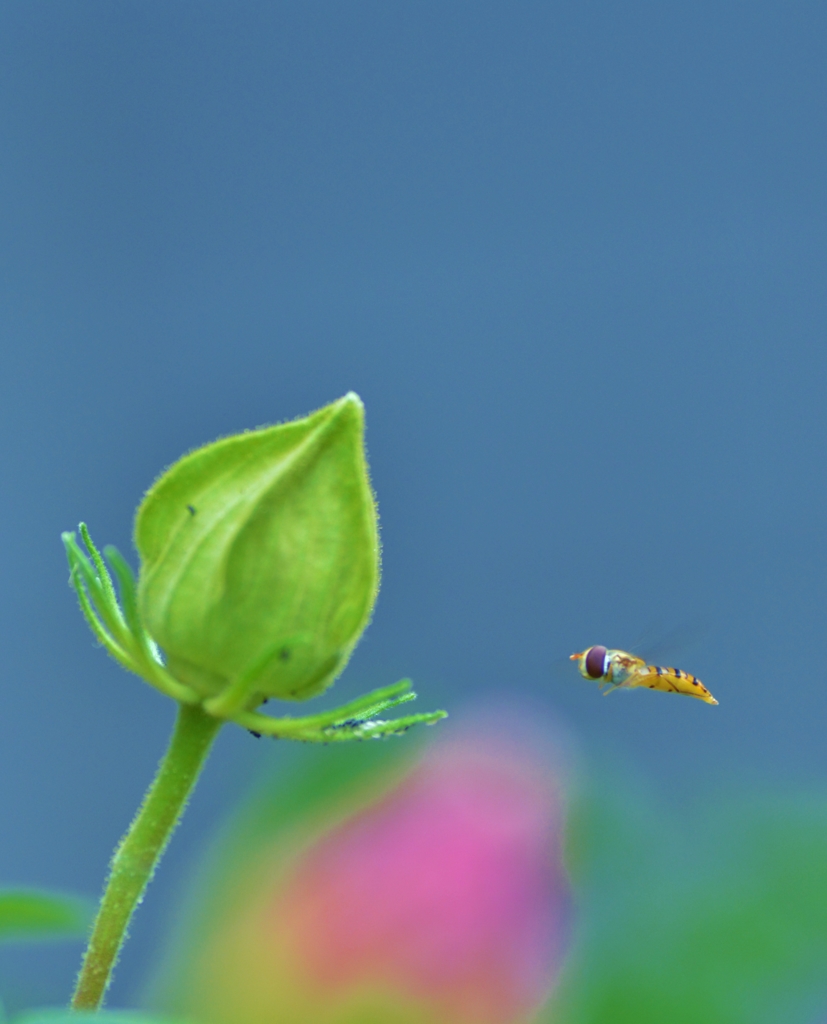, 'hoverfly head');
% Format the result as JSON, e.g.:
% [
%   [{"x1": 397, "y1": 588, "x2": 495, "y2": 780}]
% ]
[{"x1": 570, "y1": 645, "x2": 609, "y2": 680}]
